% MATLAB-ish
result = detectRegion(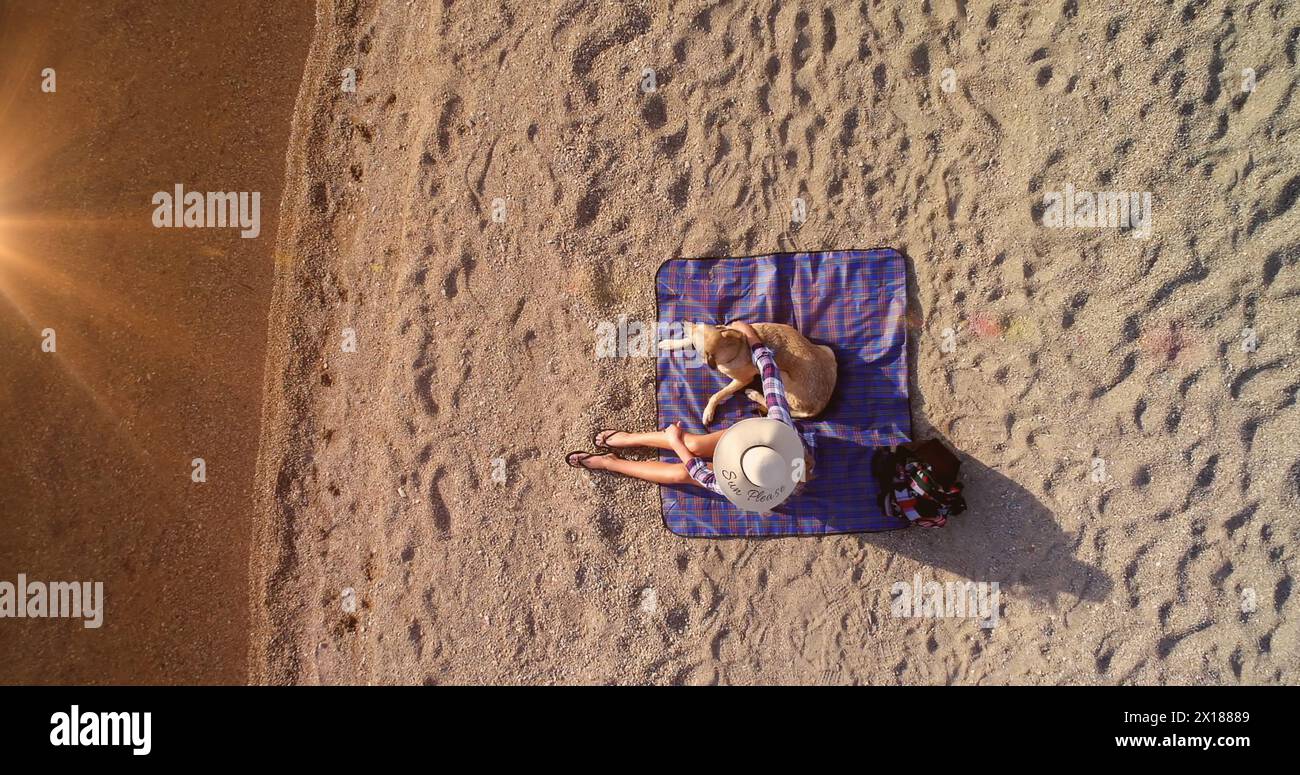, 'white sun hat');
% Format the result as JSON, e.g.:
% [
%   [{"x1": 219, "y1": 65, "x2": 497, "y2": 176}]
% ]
[{"x1": 711, "y1": 417, "x2": 806, "y2": 513}]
